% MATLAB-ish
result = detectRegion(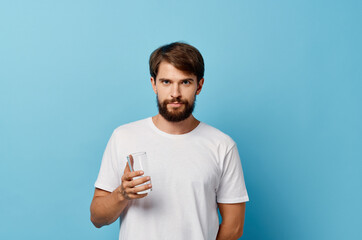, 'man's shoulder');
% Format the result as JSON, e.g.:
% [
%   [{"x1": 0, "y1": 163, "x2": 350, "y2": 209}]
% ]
[
  {"x1": 112, "y1": 117, "x2": 150, "y2": 135},
  {"x1": 199, "y1": 121, "x2": 236, "y2": 147}
]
